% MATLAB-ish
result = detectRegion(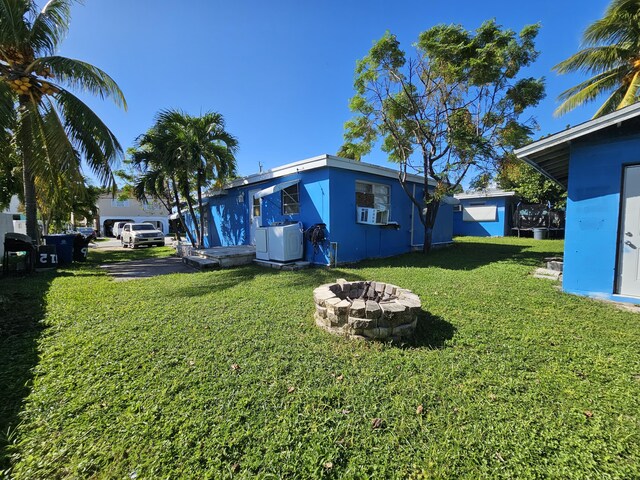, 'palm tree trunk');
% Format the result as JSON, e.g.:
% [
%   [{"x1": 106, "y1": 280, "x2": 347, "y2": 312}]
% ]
[
  {"x1": 184, "y1": 193, "x2": 201, "y2": 248},
  {"x1": 170, "y1": 177, "x2": 196, "y2": 246},
  {"x1": 18, "y1": 99, "x2": 39, "y2": 243},
  {"x1": 197, "y1": 169, "x2": 205, "y2": 248}
]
